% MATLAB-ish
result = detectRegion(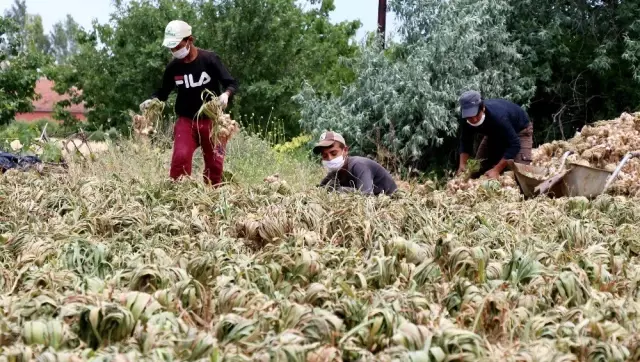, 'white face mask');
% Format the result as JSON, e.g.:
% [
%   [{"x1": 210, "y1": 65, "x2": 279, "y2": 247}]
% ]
[
  {"x1": 172, "y1": 45, "x2": 190, "y2": 59},
  {"x1": 322, "y1": 155, "x2": 345, "y2": 171},
  {"x1": 467, "y1": 113, "x2": 485, "y2": 127}
]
